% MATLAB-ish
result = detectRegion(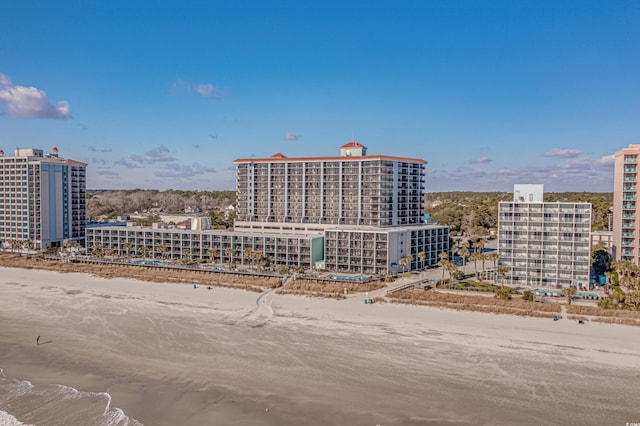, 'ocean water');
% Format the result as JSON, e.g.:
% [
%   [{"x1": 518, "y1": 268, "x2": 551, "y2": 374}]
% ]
[{"x1": 0, "y1": 369, "x2": 142, "y2": 426}]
